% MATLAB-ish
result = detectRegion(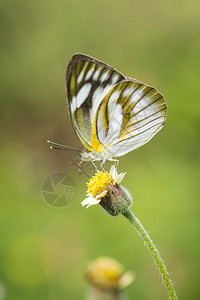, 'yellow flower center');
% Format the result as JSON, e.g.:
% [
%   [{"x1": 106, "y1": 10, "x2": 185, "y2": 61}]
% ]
[{"x1": 87, "y1": 171, "x2": 113, "y2": 197}]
